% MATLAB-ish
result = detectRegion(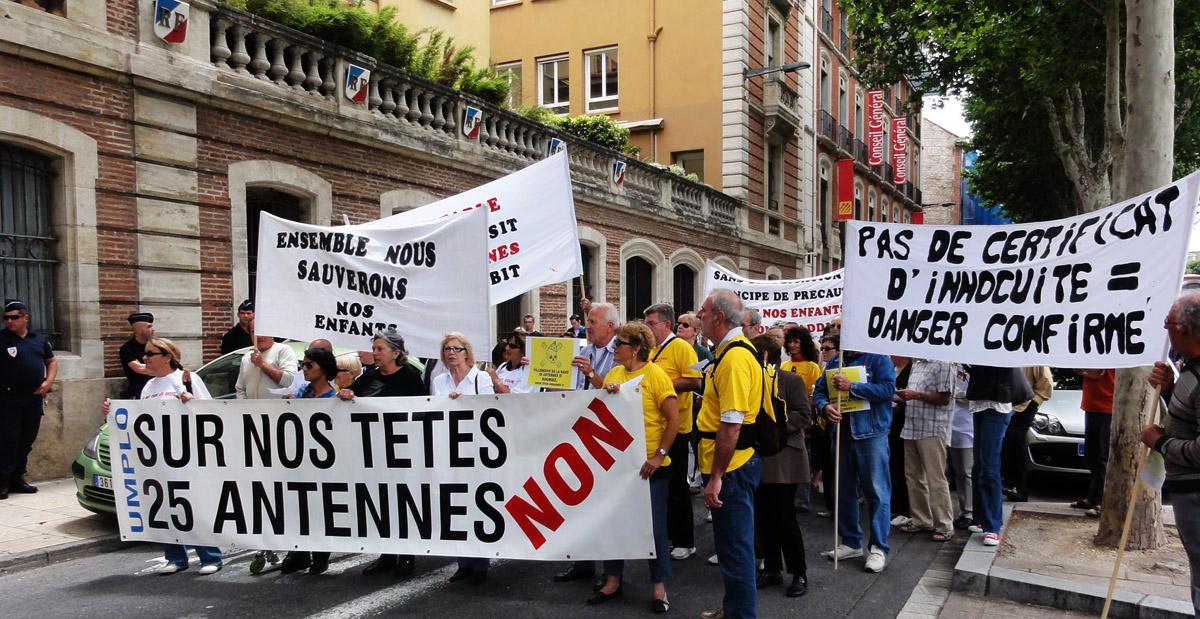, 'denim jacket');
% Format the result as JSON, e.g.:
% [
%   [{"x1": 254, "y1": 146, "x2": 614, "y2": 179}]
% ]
[{"x1": 813, "y1": 352, "x2": 896, "y2": 440}]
